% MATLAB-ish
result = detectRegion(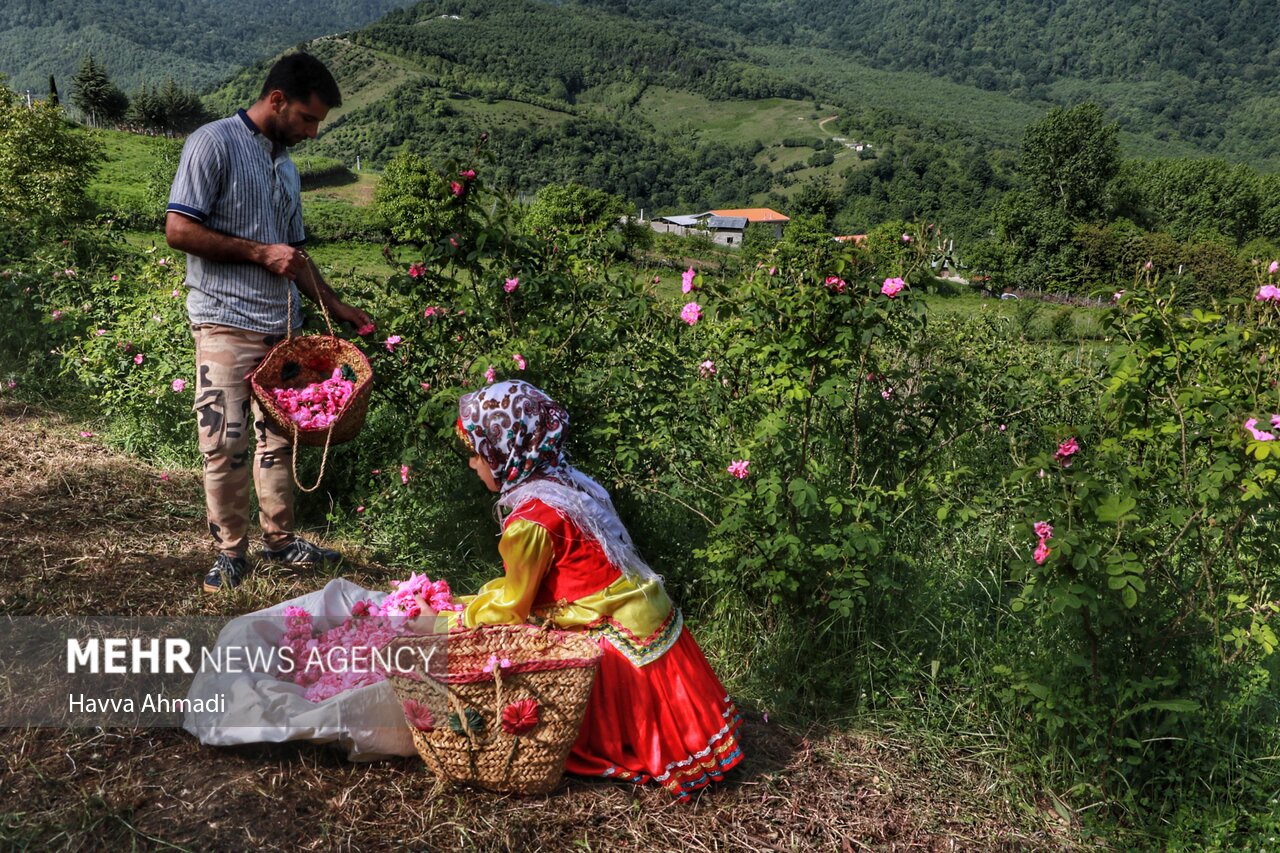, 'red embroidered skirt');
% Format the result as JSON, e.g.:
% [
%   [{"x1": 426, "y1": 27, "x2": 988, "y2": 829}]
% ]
[{"x1": 564, "y1": 626, "x2": 744, "y2": 800}]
